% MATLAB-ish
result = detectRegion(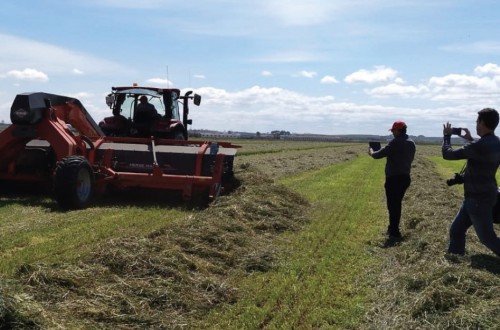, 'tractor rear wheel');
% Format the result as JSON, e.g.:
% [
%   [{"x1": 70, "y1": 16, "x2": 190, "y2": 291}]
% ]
[
  {"x1": 173, "y1": 130, "x2": 185, "y2": 140},
  {"x1": 54, "y1": 156, "x2": 95, "y2": 210}
]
